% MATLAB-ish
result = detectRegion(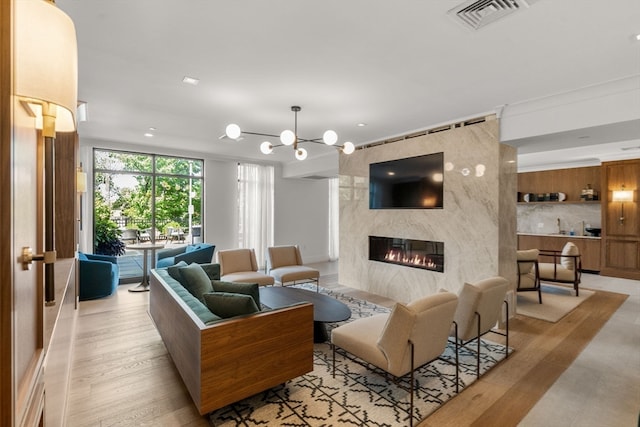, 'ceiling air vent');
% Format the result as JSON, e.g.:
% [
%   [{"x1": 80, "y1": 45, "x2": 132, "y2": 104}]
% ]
[
  {"x1": 448, "y1": 0, "x2": 539, "y2": 31},
  {"x1": 302, "y1": 175, "x2": 331, "y2": 180}
]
